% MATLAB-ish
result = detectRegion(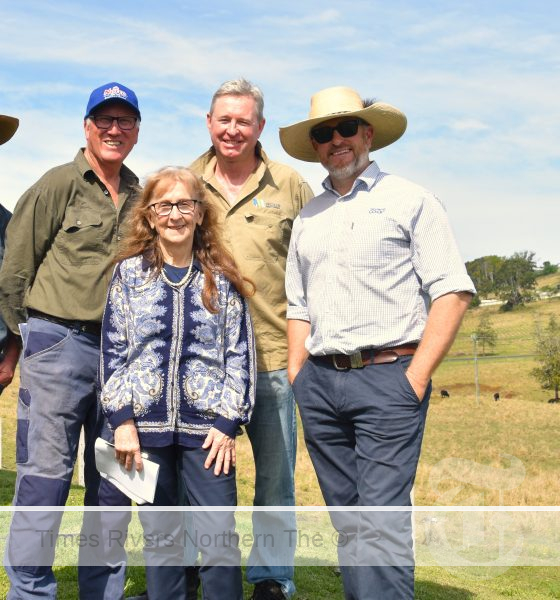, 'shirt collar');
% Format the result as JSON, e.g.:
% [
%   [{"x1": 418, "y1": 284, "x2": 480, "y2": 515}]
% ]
[
  {"x1": 322, "y1": 160, "x2": 381, "y2": 196},
  {"x1": 75, "y1": 148, "x2": 139, "y2": 186},
  {"x1": 199, "y1": 141, "x2": 270, "y2": 184}
]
